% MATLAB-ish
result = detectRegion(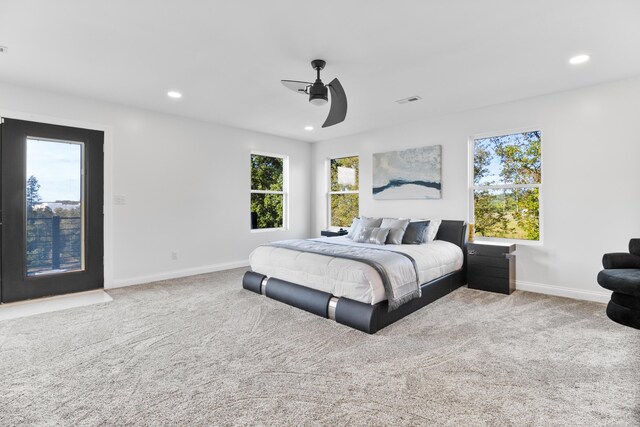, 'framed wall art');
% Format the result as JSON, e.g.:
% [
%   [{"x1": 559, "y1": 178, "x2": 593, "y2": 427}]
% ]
[{"x1": 372, "y1": 145, "x2": 441, "y2": 200}]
